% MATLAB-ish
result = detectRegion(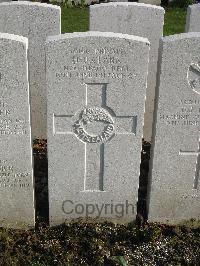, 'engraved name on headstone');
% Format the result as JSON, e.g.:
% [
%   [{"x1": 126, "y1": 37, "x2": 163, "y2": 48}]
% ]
[
  {"x1": 148, "y1": 33, "x2": 200, "y2": 224},
  {"x1": 46, "y1": 32, "x2": 149, "y2": 226},
  {"x1": 0, "y1": 33, "x2": 34, "y2": 228},
  {"x1": 0, "y1": 2, "x2": 61, "y2": 139}
]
